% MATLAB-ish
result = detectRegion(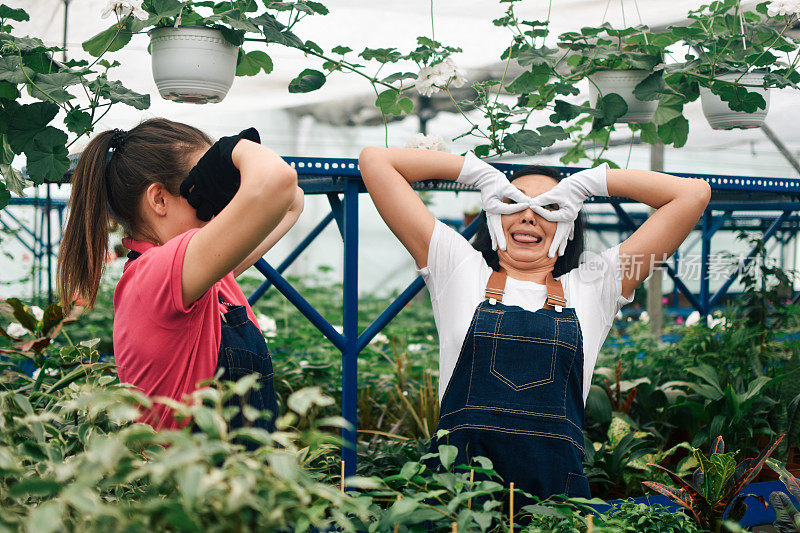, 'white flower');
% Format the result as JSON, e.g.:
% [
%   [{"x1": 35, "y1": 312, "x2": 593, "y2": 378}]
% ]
[
  {"x1": 256, "y1": 314, "x2": 277, "y2": 338},
  {"x1": 639, "y1": 311, "x2": 650, "y2": 324},
  {"x1": 6, "y1": 322, "x2": 27, "y2": 337},
  {"x1": 30, "y1": 306, "x2": 43, "y2": 321},
  {"x1": 101, "y1": 0, "x2": 148, "y2": 21},
  {"x1": 685, "y1": 311, "x2": 701, "y2": 327},
  {"x1": 415, "y1": 56, "x2": 468, "y2": 97},
  {"x1": 404, "y1": 133, "x2": 449, "y2": 152},
  {"x1": 407, "y1": 343, "x2": 424, "y2": 352},
  {"x1": 767, "y1": 0, "x2": 800, "y2": 16},
  {"x1": 369, "y1": 333, "x2": 388, "y2": 345}
]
